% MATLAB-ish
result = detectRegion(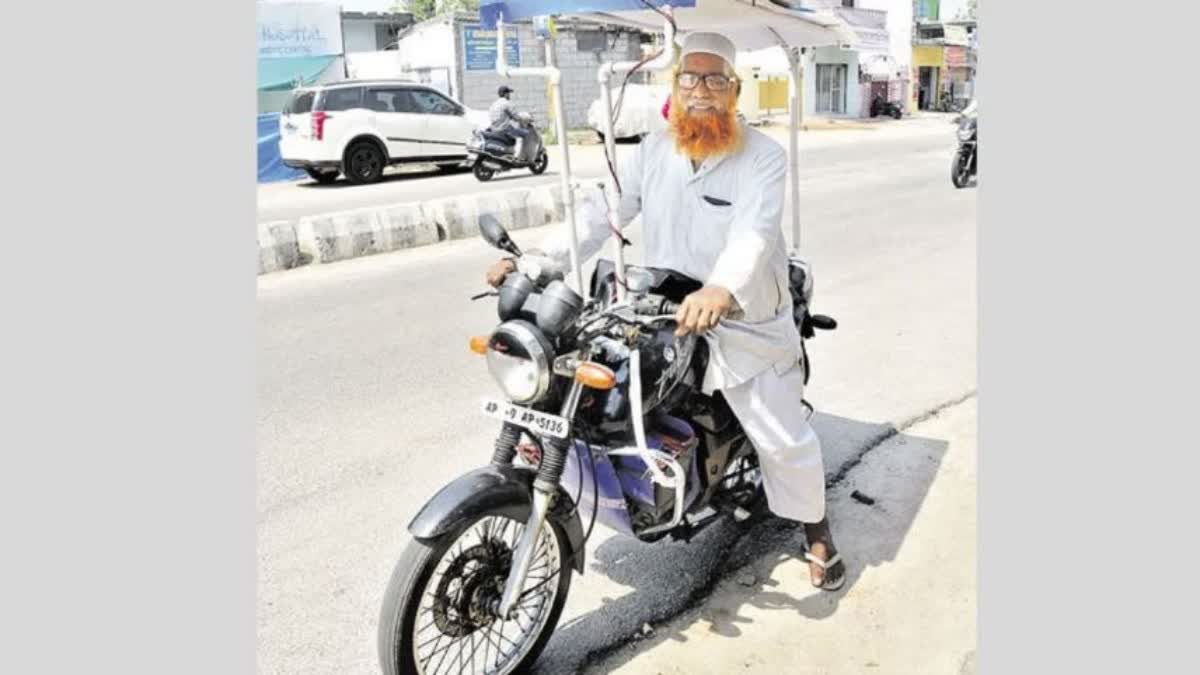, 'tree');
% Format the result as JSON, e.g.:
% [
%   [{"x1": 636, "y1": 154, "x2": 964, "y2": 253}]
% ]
[
  {"x1": 437, "y1": 0, "x2": 481, "y2": 15},
  {"x1": 404, "y1": 0, "x2": 436, "y2": 21},
  {"x1": 396, "y1": 0, "x2": 479, "y2": 21}
]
